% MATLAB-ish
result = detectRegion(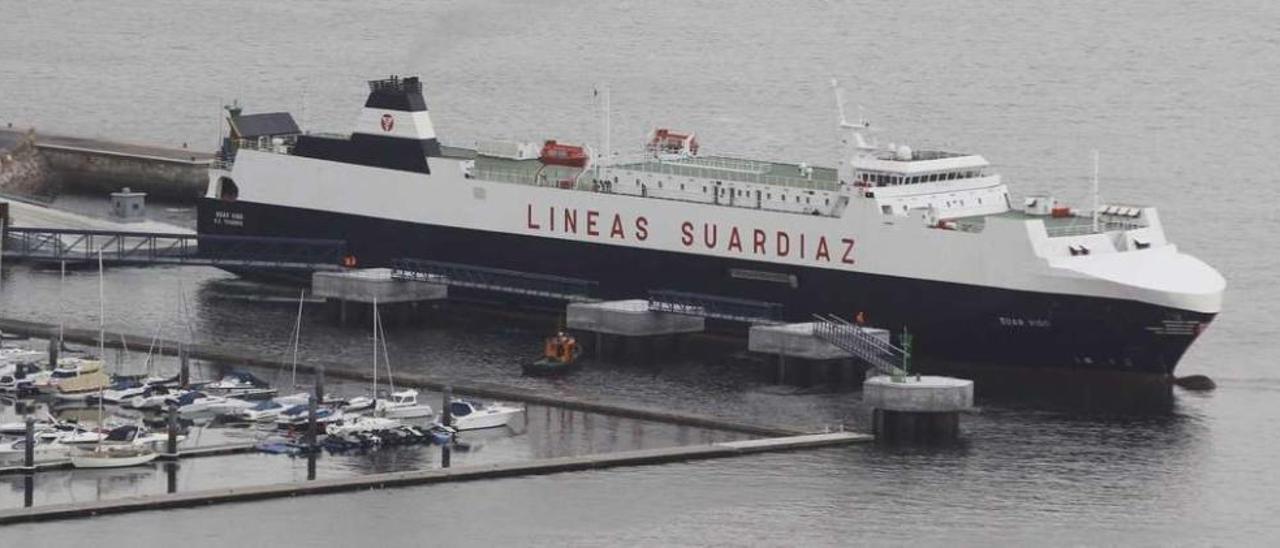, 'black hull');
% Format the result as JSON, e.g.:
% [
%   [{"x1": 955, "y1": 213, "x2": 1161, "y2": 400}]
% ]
[{"x1": 198, "y1": 198, "x2": 1214, "y2": 375}]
